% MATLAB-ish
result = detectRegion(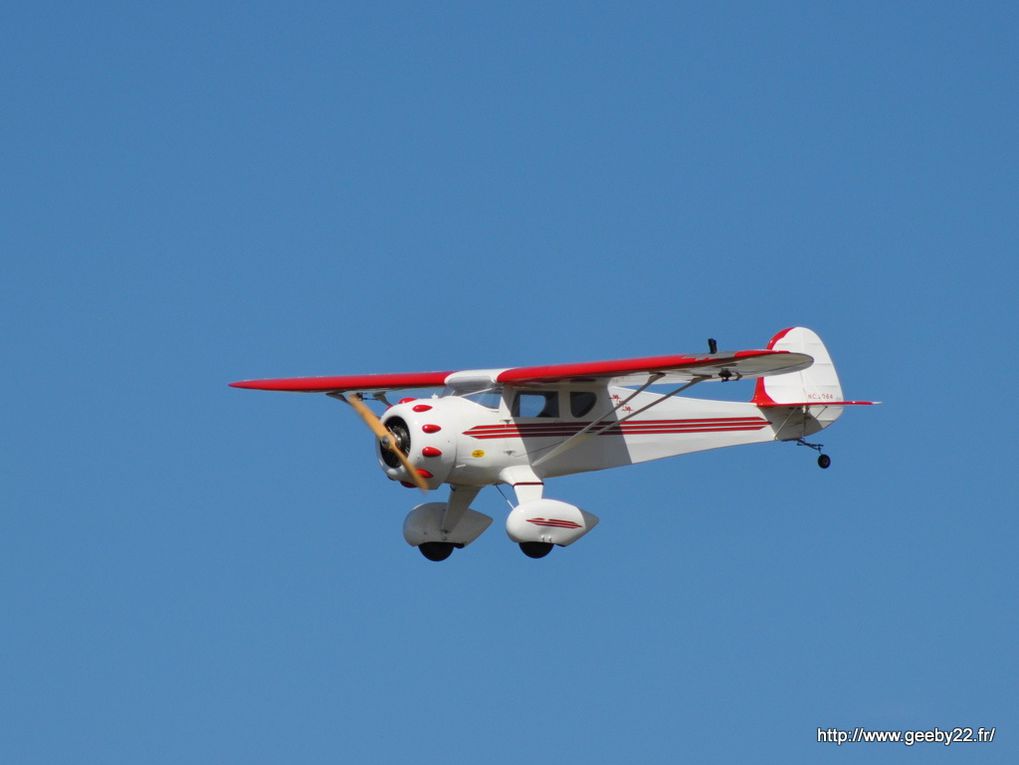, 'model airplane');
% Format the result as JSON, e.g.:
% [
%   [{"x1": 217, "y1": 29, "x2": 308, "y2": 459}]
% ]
[{"x1": 231, "y1": 327, "x2": 875, "y2": 561}]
